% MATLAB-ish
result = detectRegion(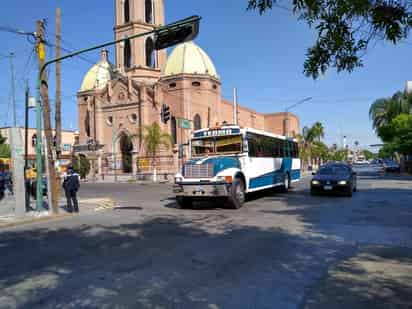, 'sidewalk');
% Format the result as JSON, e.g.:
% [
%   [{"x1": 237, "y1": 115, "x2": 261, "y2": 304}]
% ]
[{"x1": 0, "y1": 196, "x2": 117, "y2": 229}]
